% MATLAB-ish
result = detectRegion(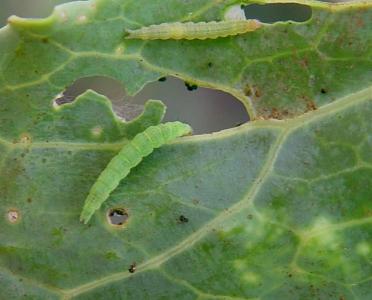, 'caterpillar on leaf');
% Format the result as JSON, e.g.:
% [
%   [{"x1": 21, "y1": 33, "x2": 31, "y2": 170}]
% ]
[
  {"x1": 124, "y1": 19, "x2": 262, "y2": 40},
  {"x1": 80, "y1": 121, "x2": 192, "y2": 224}
]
